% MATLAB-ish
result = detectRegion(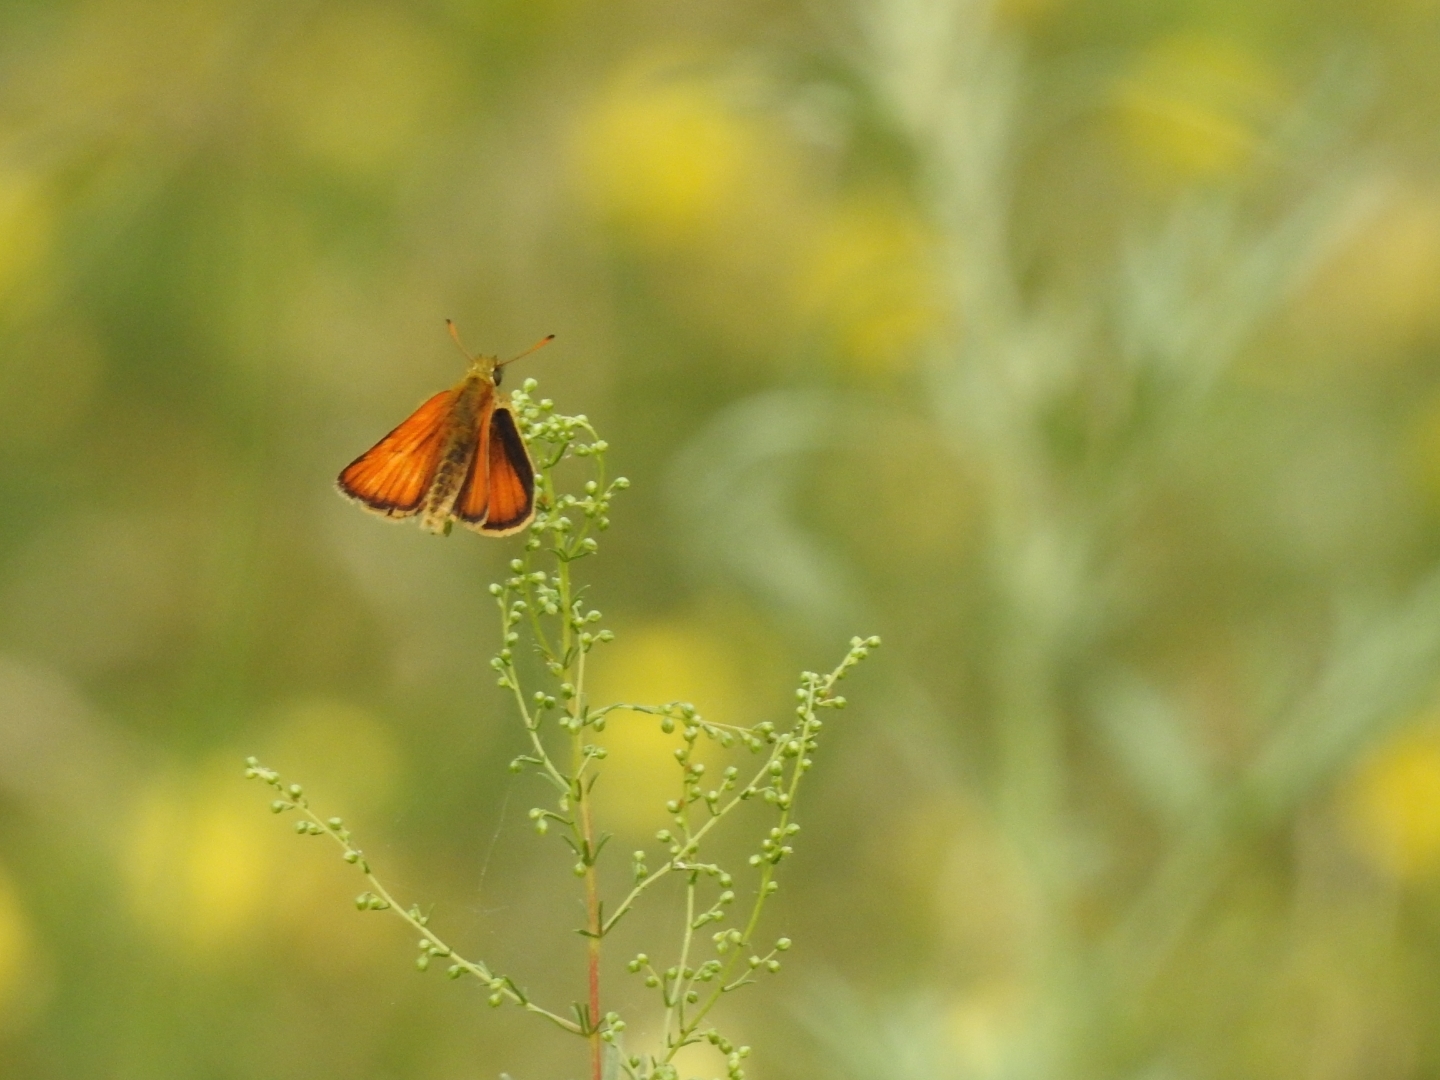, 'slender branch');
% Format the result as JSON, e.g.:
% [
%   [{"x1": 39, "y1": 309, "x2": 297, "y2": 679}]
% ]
[
  {"x1": 664, "y1": 661, "x2": 851, "y2": 1055},
  {"x1": 557, "y1": 535, "x2": 605, "y2": 1080},
  {"x1": 246, "y1": 764, "x2": 580, "y2": 1036},
  {"x1": 601, "y1": 740, "x2": 790, "y2": 936},
  {"x1": 665, "y1": 870, "x2": 699, "y2": 1047},
  {"x1": 591, "y1": 701, "x2": 759, "y2": 736}
]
